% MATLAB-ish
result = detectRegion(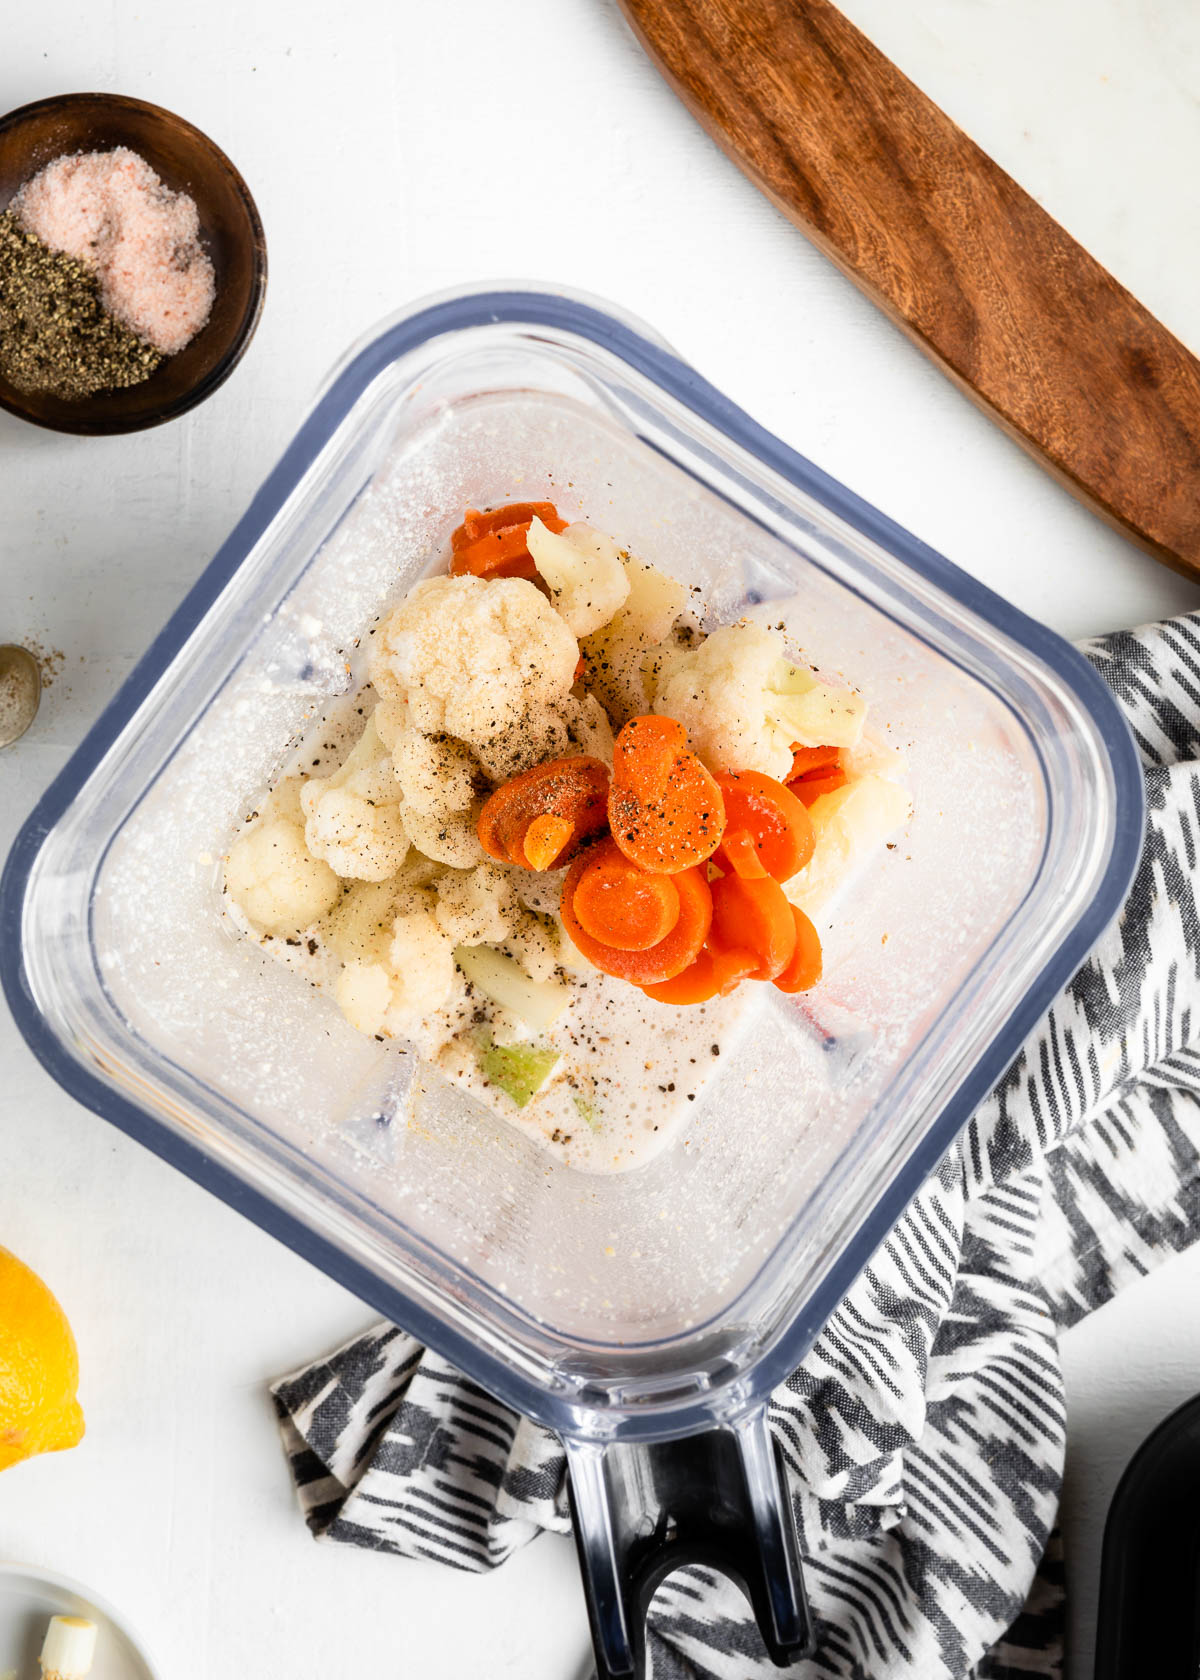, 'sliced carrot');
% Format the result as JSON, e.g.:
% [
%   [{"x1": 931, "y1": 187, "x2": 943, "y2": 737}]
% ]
[
  {"x1": 608, "y1": 715, "x2": 725, "y2": 875},
  {"x1": 718, "y1": 828, "x2": 770, "y2": 879},
  {"x1": 451, "y1": 502, "x2": 567, "y2": 548},
  {"x1": 714, "y1": 770, "x2": 814, "y2": 882},
  {"x1": 787, "y1": 747, "x2": 849, "y2": 807},
  {"x1": 792, "y1": 768, "x2": 849, "y2": 807},
  {"x1": 562, "y1": 840, "x2": 712, "y2": 985},
  {"x1": 572, "y1": 847, "x2": 681, "y2": 952},
  {"x1": 787, "y1": 745, "x2": 841, "y2": 782},
  {"x1": 478, "y1": 756, "x2": 609, "y2": 870},
  {"x1": 710, "y1": 872, "x2": 797, "y2": 983},
  {"x1": 450, "y1": 502, "x2": 568, "y2": 581},
  {"x1": 523, "y1": 814, "x2": 576, "y2": 872},
  {"x1": 773, "y1": 905, "x2": 823, "y2": 993},
  {"x1": 452, "y1": 526, "x2": 539, "y2": 580},
  {"x1": 641, "y1": 943, "x2": 758, "y2": 1005}
]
